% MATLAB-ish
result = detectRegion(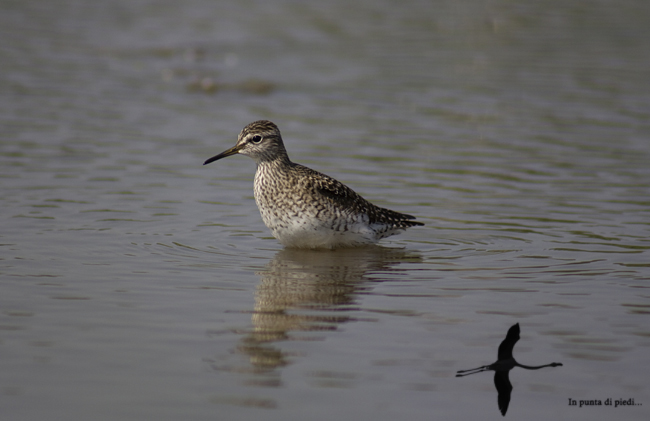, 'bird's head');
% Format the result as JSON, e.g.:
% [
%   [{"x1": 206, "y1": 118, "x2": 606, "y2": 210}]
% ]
[{"x1": 203, "y1": 120, "x2": 288, "y2": 165}]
